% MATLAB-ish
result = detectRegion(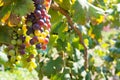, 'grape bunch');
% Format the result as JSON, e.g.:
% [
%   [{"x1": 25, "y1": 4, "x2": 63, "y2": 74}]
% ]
[{"x1": 4, "y1": 0, "x2": 52, "y2": 71}]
